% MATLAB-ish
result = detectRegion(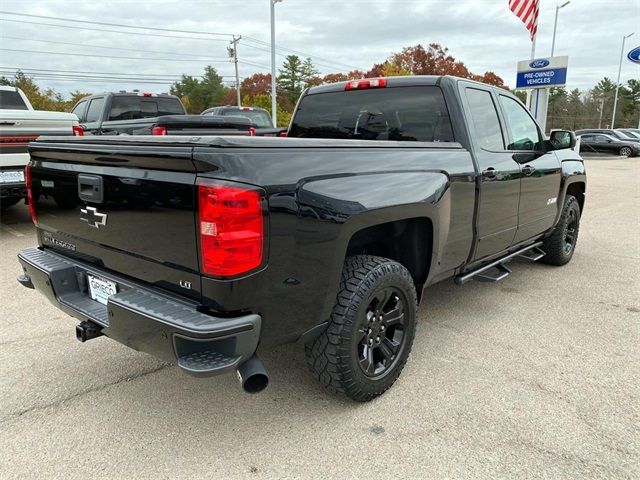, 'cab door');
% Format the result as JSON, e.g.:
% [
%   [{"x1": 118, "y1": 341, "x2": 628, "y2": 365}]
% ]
[
  {"x1": 461, "y1": 85, "x2": 522, "y2": 260},
  {"x1": 496, "y1": 94, "x2": 562, "y2": 243}
]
